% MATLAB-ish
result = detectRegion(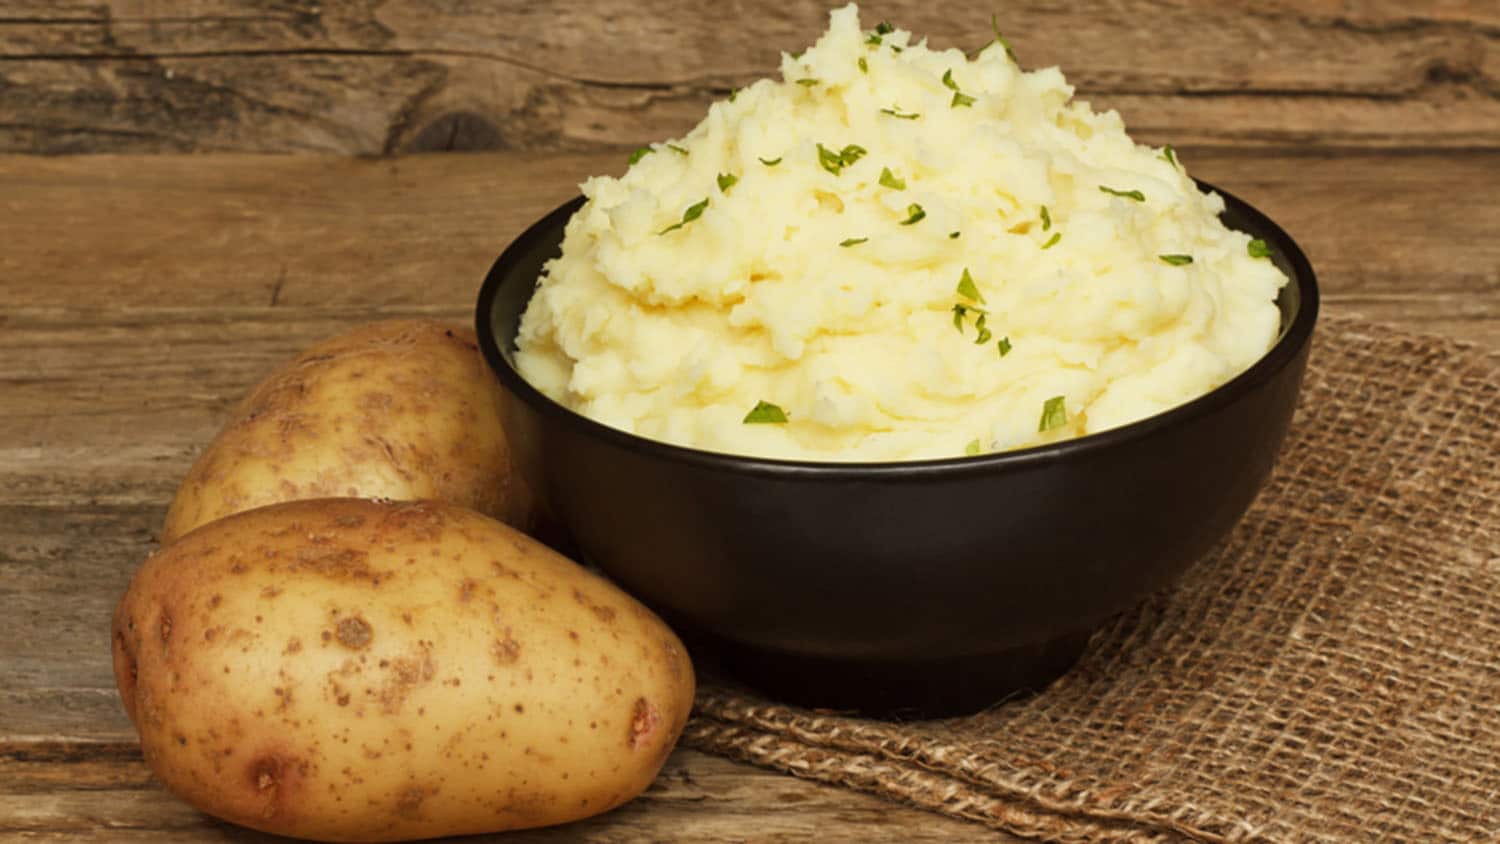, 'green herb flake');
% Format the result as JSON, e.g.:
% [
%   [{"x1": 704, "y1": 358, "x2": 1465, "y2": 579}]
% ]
[
  {"x1": 758, "y1": 156, "x2": 782, "y2": 167},
  {"x1": 817, "y1": 143, "x2": 844, "y2": 175},
  {"x1": 839, "y1": 237, "x2": 868, "y2": 247},
  {"x1": 796, "y1": 78, "x2": 819, "y2": 87},
  {"x1": 728, "y1": 88, "x2": 739, "y2": 102},
  {"x1": 858, "y1": 56, "x2": 868, "y2": 73},
  {"x1": 743, "y1": 400, "x2": 789, "y2": 424},
  {"x1": 1248, "y1": 239, "x2": 1272, "y2": 259},
  {"x1": 951, "y1": 91, "x2": 976, "y2": 108},
  {"x1": 716, "y1": 172, "x2": 738, "y2": 193},
  {"x1": 890, "y1": 44, "x2": 903, "y2": 53},
  {"x1": 878, "y1": 167, "x2": 906, "y2": 190},
  {"x1": 956, "y1": 268, "x2": 985, "y2": 303},
  {"x1": 965, "y1": 439, "x2": 983, "y2": 456},
  {"x1": 628, "y1": 146, "x2": 653, "y2": 165},
  {"x1": 941, "y1": 69, "x2": 960, "y2": 91},
  {"x1": 817, "y1": 143, "x2": 866, "y2": 176},
  {"x1": 899, "y1": 203, "x2": 926, "y2": 225},
  {"x1": 1040, "y1": 205, "x2": 1052, "y2": 231},
  {"x1": 949, "y1": 231, "x2": 961, "y2": 239},
  {"x1": 1039, "y1": 396, "x2": 1068, "y2": 432},
  {"x1": 997, "y1": 336, "x2": 1013, "y2": 356},
  {"x1": 1159, "y1": 254, "x2": 1194, "y2": 266},
  {"x1": 1162, "y1": 144, "x2": 1178, "y2": 168},
  {"x1": 658, "y1": 197, "x2": 709, "y2": 235},
  {"x1": 1041, "y1": 232, "x2": 1061, "y2": 250},
  {"x1": 880, "y1": 106, "x2": 920, "y2": 120},
  {"x1": 666, "y1": 143, "x2": 689, "y2": 155},
  {"x1": 875, "y1": 21, "x2": 895, "y2": 35},
  {"x1": 866, "y1": 33, "x2": 883, "y2": 46},
  {"x1": 1099, "y1": 185, "x2": 1146, "y2": 202},
  {"x1": 991, "y1": 14, "x2": 1018, "y2": 62},
  {"x1": 974, "y1": 313, "x2": 993, "y2": 345}
]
